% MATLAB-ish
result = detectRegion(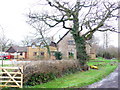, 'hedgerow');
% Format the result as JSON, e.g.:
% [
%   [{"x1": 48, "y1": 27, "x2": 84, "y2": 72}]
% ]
[{"x1": 22, "y1": 60, "x2": 80, "y2": 86}]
